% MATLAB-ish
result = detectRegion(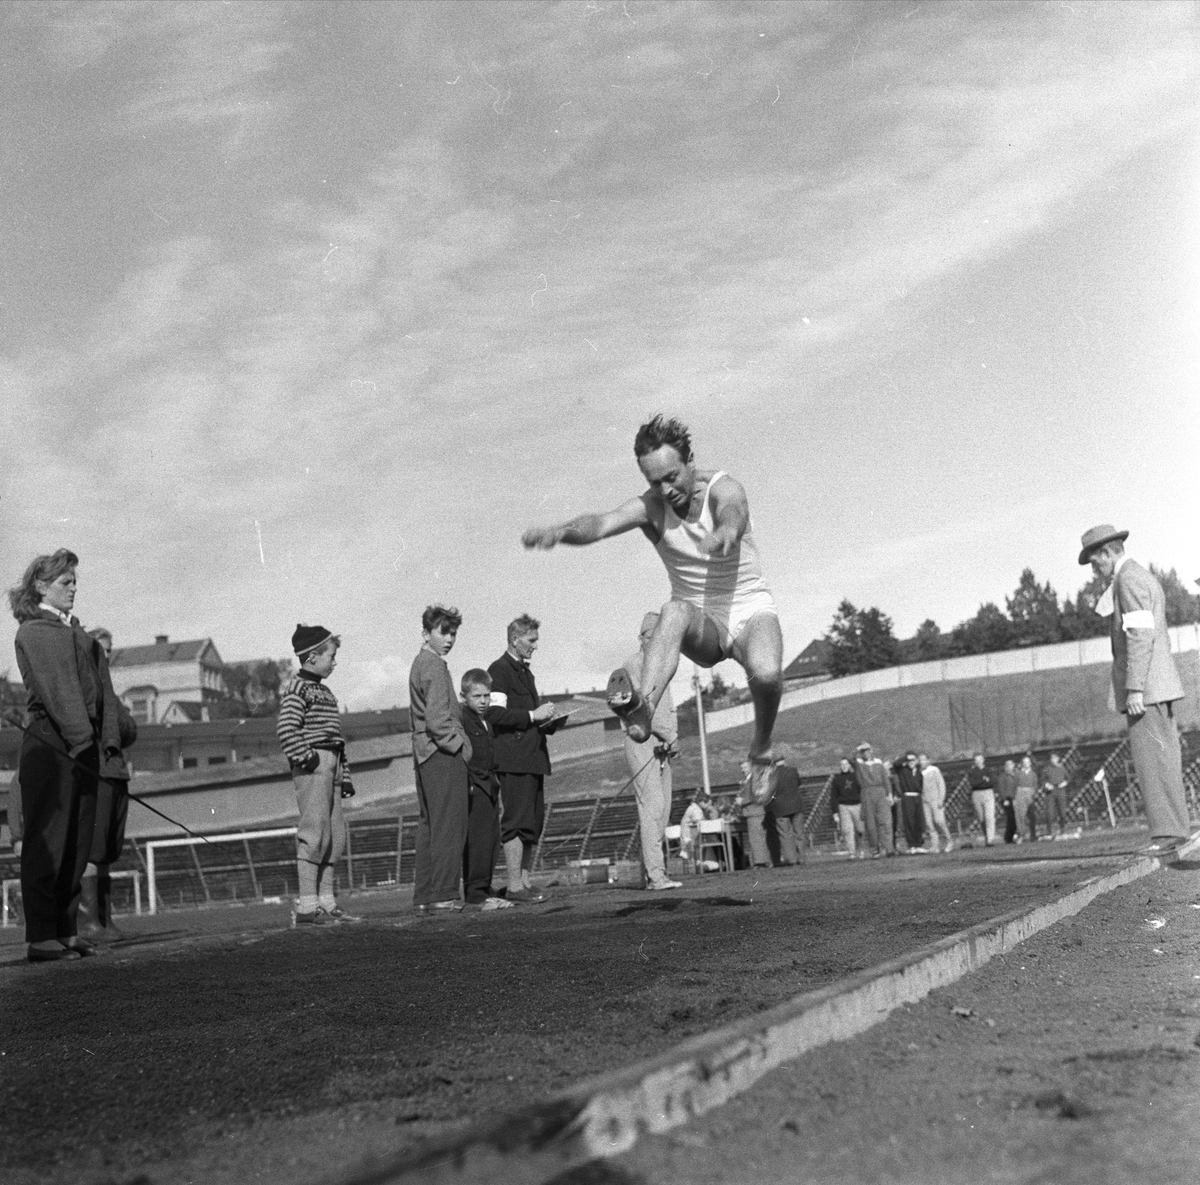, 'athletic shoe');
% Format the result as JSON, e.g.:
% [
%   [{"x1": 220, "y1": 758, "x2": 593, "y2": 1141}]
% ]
[
  {"x1": 318, "y1": 904, "x2": 363, "y2": 923},
  {"x1": 506, "y1": 887, "x2": 547, "y2": 904},
  {"x1": 480, "y1": 896, "x2": 515, "y2": 911},
  {"x1": 943, "y1": 841, "x2": 954, "y2": 853},
  {"x1": 292, "y1": 910, "x2": 326, "y2": 926},
  {"x1": 605, "y1": 668, "x2": 653, "y2": 742},
  {"x1": 647, "y1": 878, "x2": 683, "y2": 891},
  {"x1": 747, "y1": 757, "x2": 777, "y2": 806}
]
